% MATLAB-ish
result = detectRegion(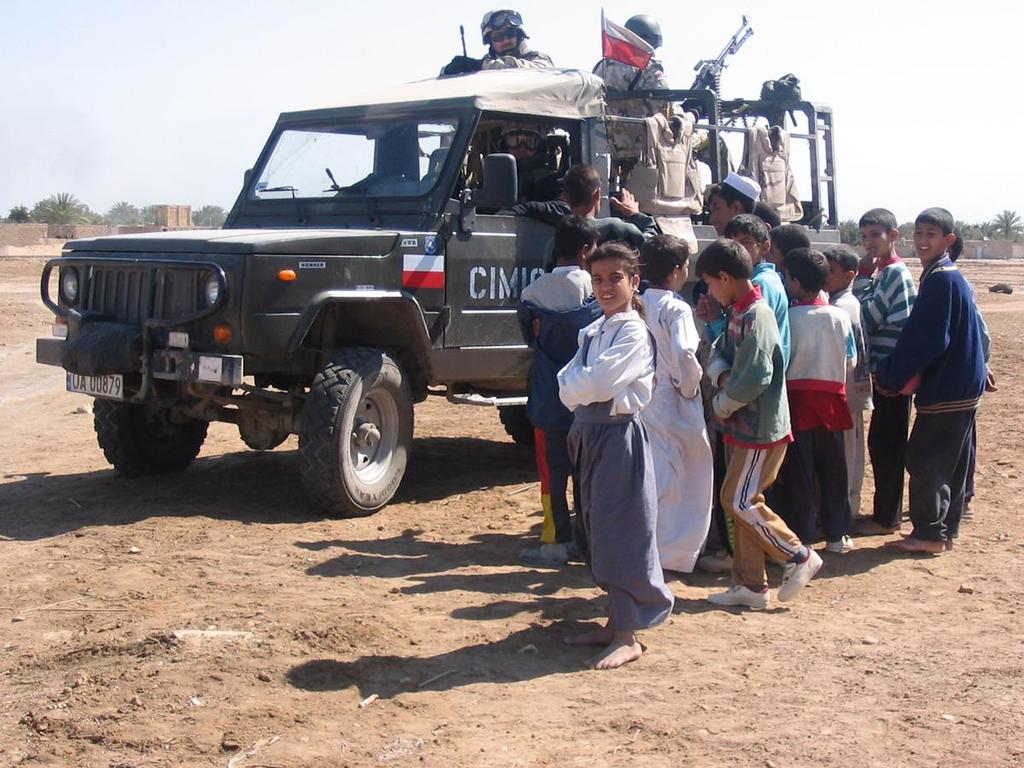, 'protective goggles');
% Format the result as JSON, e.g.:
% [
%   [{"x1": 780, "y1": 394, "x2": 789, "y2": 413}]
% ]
[{"x1": 485, "y1": 10, "x2": 523, "y2": 30}]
